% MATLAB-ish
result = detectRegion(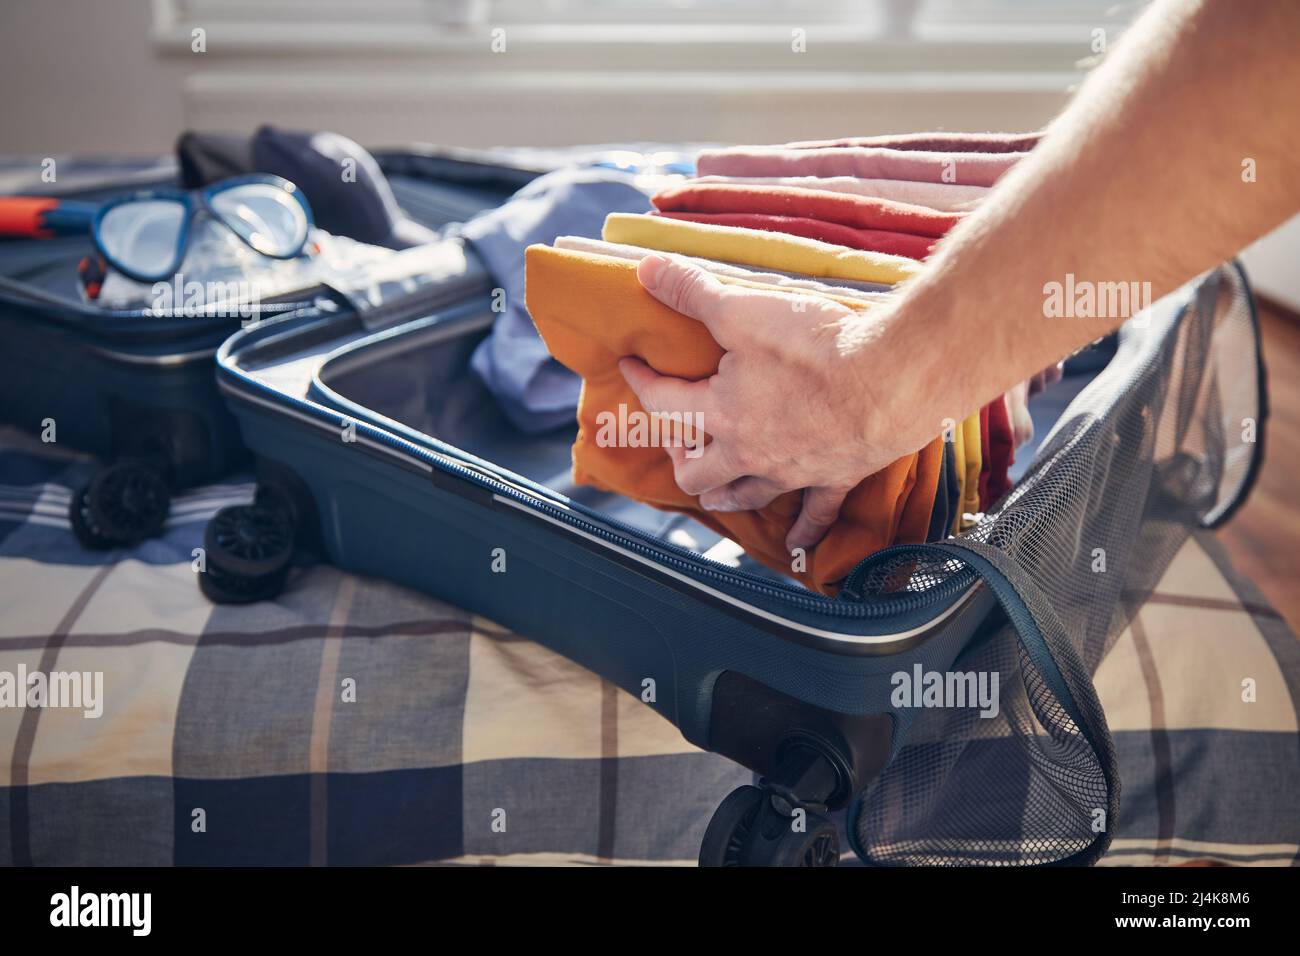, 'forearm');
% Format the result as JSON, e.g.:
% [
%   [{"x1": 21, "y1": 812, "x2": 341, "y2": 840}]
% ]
[{"x1": 877, "y1": 0, "x2": 1300, "y2": 432}]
